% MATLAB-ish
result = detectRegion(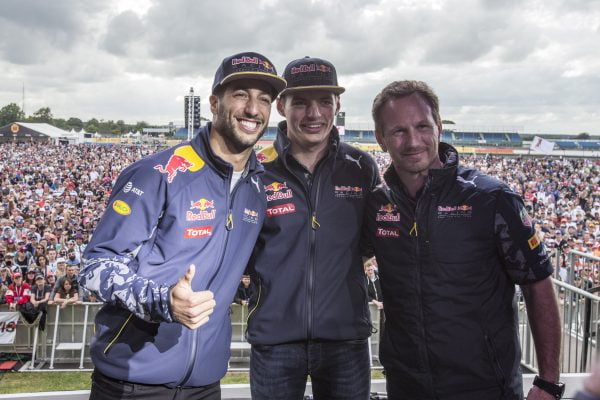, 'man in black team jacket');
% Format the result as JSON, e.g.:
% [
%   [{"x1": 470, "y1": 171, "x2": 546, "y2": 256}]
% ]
[
  {"x1": 246, "y1": 57, "x2": 380, "y2": 400},
  {"x1": 364, "y1": 80, "x2": 563, "y2": 400}
]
